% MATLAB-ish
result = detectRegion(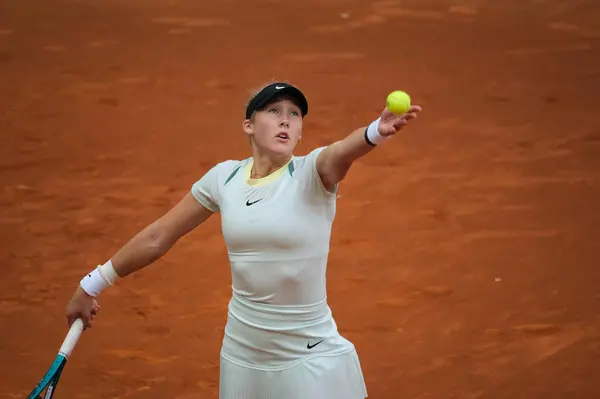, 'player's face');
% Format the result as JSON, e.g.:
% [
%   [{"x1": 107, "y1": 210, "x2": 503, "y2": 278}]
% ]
[{"x1": 244, "y1": 96, "x2": 303, "y2": 156}]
